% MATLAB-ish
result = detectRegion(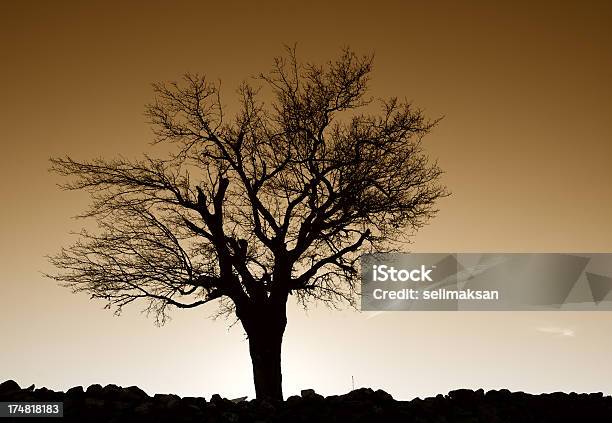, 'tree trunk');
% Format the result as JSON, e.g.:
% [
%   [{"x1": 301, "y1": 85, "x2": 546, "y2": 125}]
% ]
[{"x1": 240, "y1": 303, "x2": 287, "y2": 401}]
